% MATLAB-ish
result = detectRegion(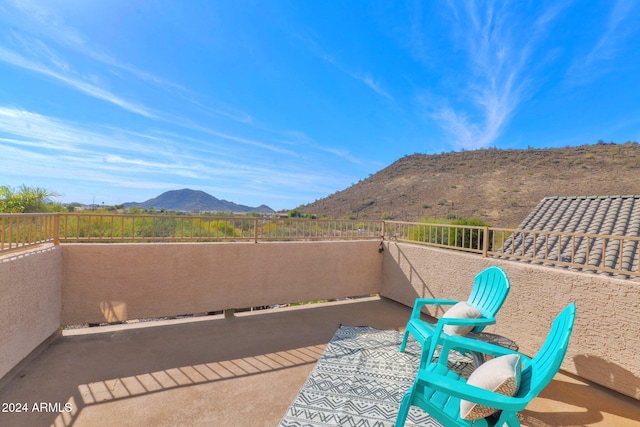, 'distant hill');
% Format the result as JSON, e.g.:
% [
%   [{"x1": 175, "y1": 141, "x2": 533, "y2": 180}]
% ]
[
  {"x1": 124, "y1": 189, "x2": 275, "y2": 214},
  {"x1": 299, "y1": 142, "x2": 640, "y2": 227}
]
